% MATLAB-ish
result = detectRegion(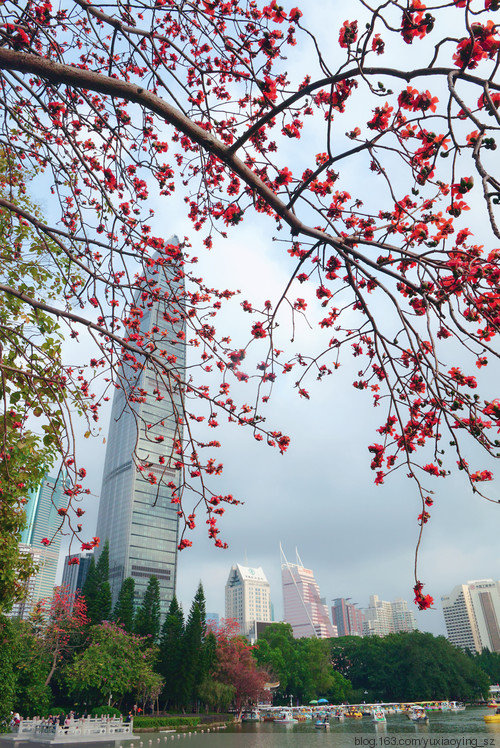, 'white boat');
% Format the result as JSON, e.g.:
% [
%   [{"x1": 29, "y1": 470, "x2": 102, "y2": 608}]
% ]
[
  {"x1": 408, "y1": 706, "x2": 428, "y2": 723},
  {"x1": 314, "y1": 714, "x2": 330, "y2": 729},
  {"x1": 273, "y1": 710, "x2": 298, "y2": 725},
  {"x1": 241, "y1": 708, "x2": 261, "y2": 722},
  {"x1": 449, "y1": 702, "x2": 466, "y2": 712},
  {"x1": 372, "y1": 708, "x2": 386, "y2": 723},
  {"x1": 331, "y1": 709, "x2": 344, "y2": 721}
]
